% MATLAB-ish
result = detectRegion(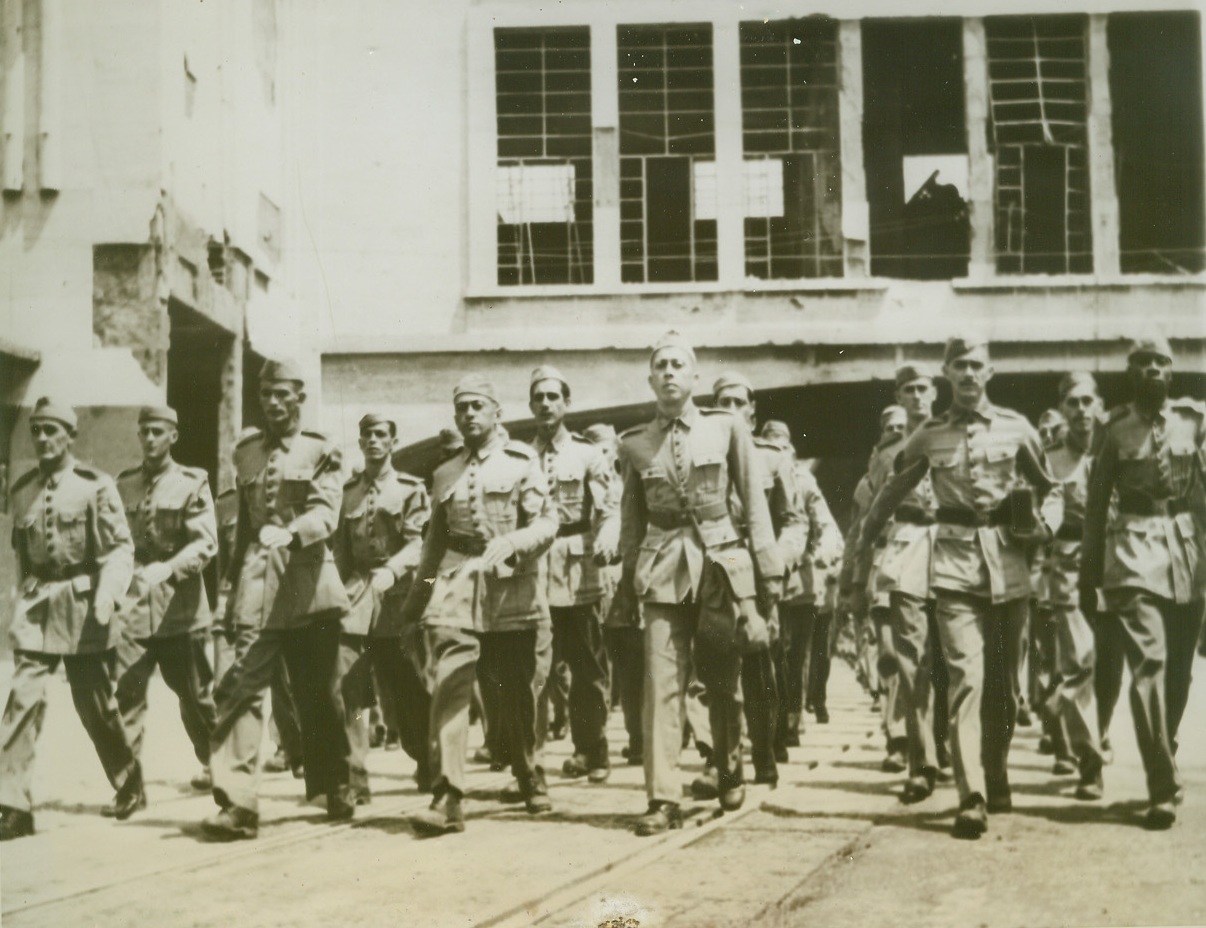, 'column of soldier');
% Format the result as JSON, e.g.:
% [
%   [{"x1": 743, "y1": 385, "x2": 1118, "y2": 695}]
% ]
[{"x1": 1, "y1": 330, "x2": 1202, "y2": 846}]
